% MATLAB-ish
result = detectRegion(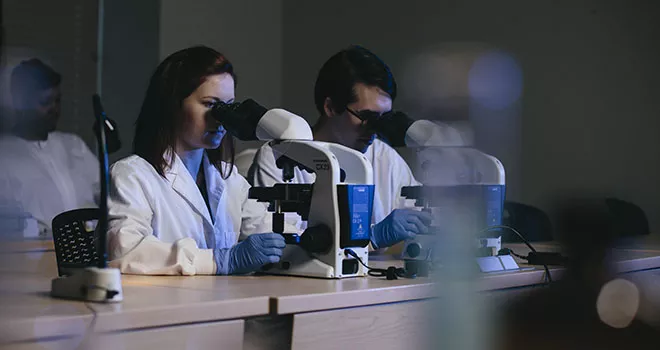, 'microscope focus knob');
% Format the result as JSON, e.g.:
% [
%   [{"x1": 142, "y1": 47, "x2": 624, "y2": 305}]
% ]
[
  {"x1": 300, "y1": 225, "x2": 333, "y2": 253},
  {"x1": 406, "y1": 242, "x2": 422, "y2": 258},
  {"x1": 272, "y1": 212, "x2": 284, "y2": 234}
]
